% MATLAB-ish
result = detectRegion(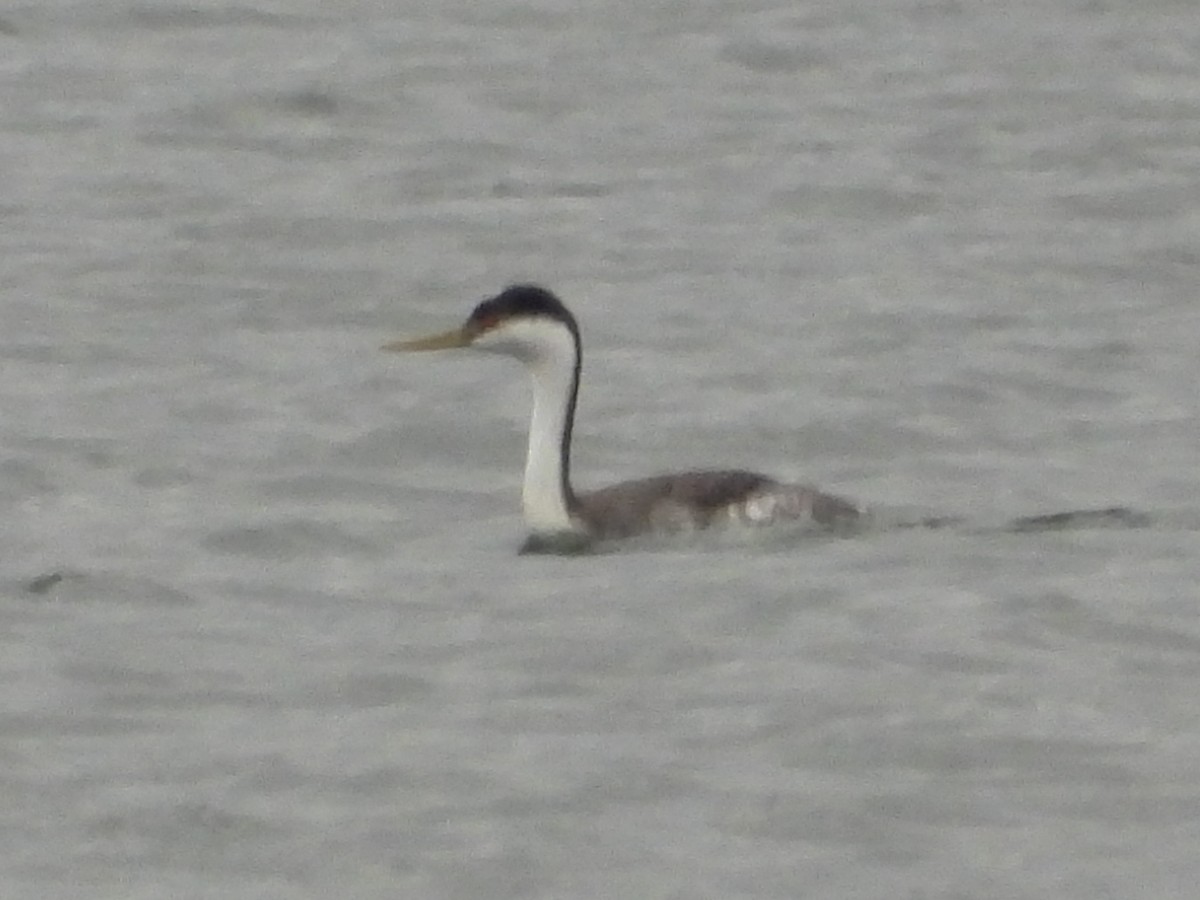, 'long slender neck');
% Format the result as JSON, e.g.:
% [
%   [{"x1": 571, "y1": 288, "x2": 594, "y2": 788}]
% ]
[{"x1": 521, "y1": 327, "x2": 581, "y2": 534}]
